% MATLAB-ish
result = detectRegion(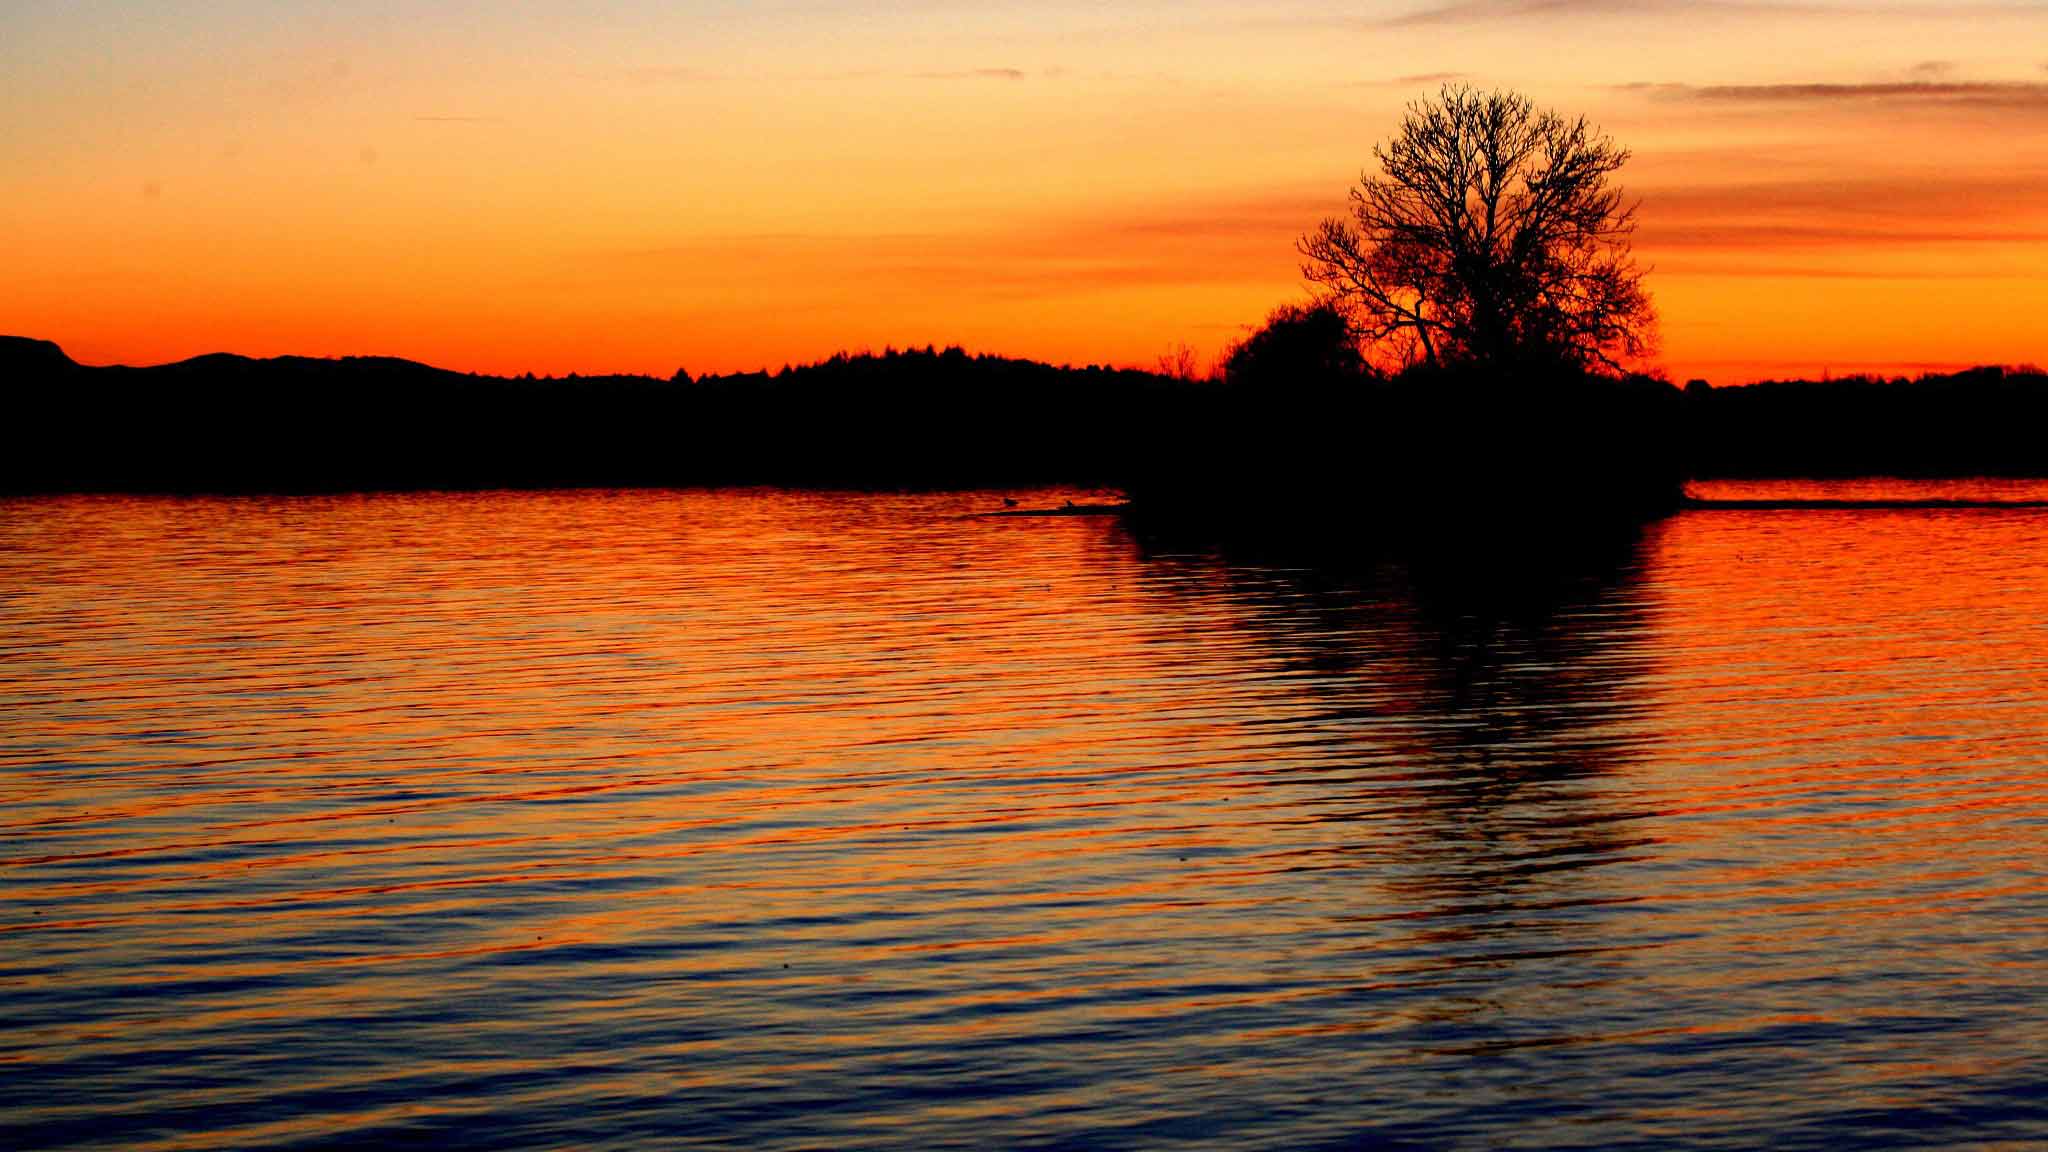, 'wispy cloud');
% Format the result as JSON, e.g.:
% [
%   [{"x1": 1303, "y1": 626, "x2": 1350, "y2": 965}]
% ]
[
  {"x1": 624, "y1": 66, "x2": 708, "y2": 85},
  {"x1": 1659, "y1": 80, "x2": 2048, "y2": 108},
  {"x1": 912, "y1": 68, "x2": 1030, "y2": 81},
  {"x1": 1388, "y1": 0, "x2": 1798, "y2": 26},
  {"x1": 1339, "y1": 71, "x2": 1471, "y2": 89},
  {"x1": 413, "y1": 115, "x2": 504, "y2": 124},
  {"x1": 1636, "y1": 175, "x2": 2048, "y2": 257},
  {"x1": 1646, "y1": 221, "x2": 2048, "y2": 249},
  {"x1": 605, "y1": 188, "x2": 1335, "y2": 300}
]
